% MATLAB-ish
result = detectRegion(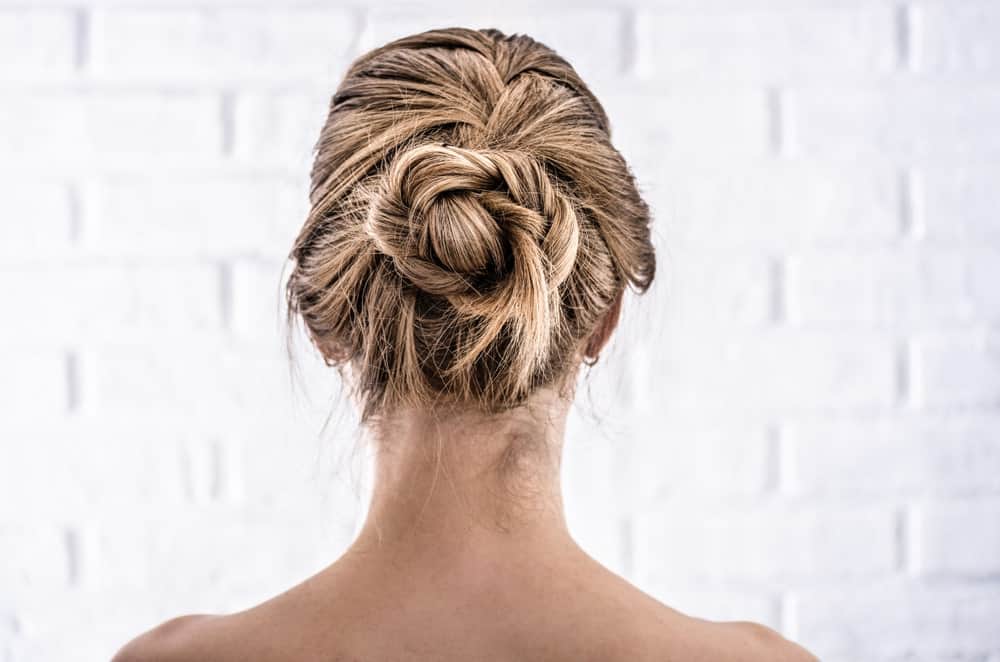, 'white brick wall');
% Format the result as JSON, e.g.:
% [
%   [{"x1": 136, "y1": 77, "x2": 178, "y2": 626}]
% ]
[
  {"x1": 91, "y1": 8, "x2": 358, "y2": 82},
  {"x1": 1, "y1": 2, "x2": 998, "y2": 661},
  {"x1": 635, "y1": 6, "x2": 899, "y2": 81}
]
